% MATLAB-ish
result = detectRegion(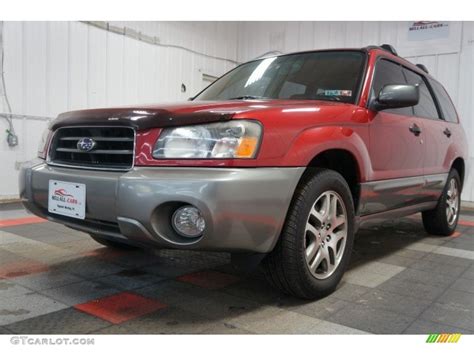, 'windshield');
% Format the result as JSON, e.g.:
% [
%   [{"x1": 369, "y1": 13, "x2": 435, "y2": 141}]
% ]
[{"x1": 194, "y1": 51, "x2": 366, "y2": 104}]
